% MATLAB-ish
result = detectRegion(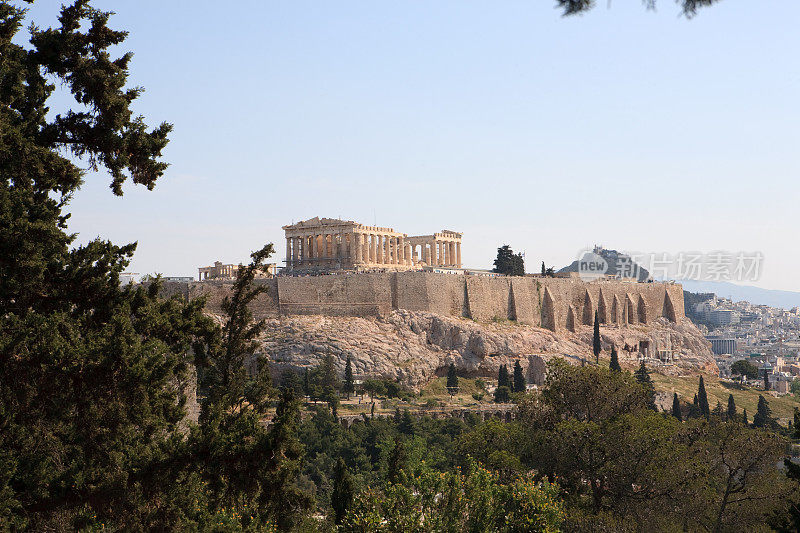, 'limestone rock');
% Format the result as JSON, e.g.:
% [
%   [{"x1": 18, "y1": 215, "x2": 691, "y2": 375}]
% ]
[{"x1": 241, "y1": 310, "x2": 717, "y2": 390}]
